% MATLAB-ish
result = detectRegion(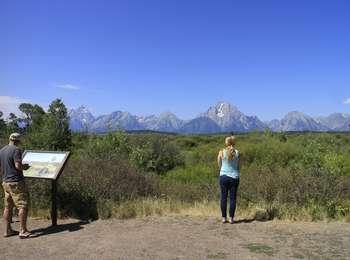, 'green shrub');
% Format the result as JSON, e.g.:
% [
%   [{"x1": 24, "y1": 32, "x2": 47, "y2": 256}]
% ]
[
  {"x1": 129, "y1": 135, "x2": 184, "y2": 174},
  {"x1": 57, "y1": 156, "x2": 159, "y2": 220}
]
